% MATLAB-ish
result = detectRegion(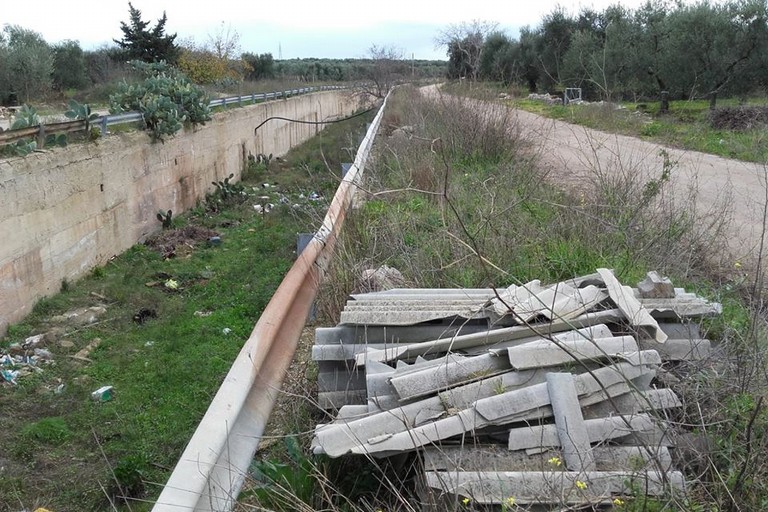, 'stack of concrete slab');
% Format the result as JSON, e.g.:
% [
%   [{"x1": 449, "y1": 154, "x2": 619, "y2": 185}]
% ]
[{"x1": 311, "y1": 269, "x2": 720, "y2": 506}]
